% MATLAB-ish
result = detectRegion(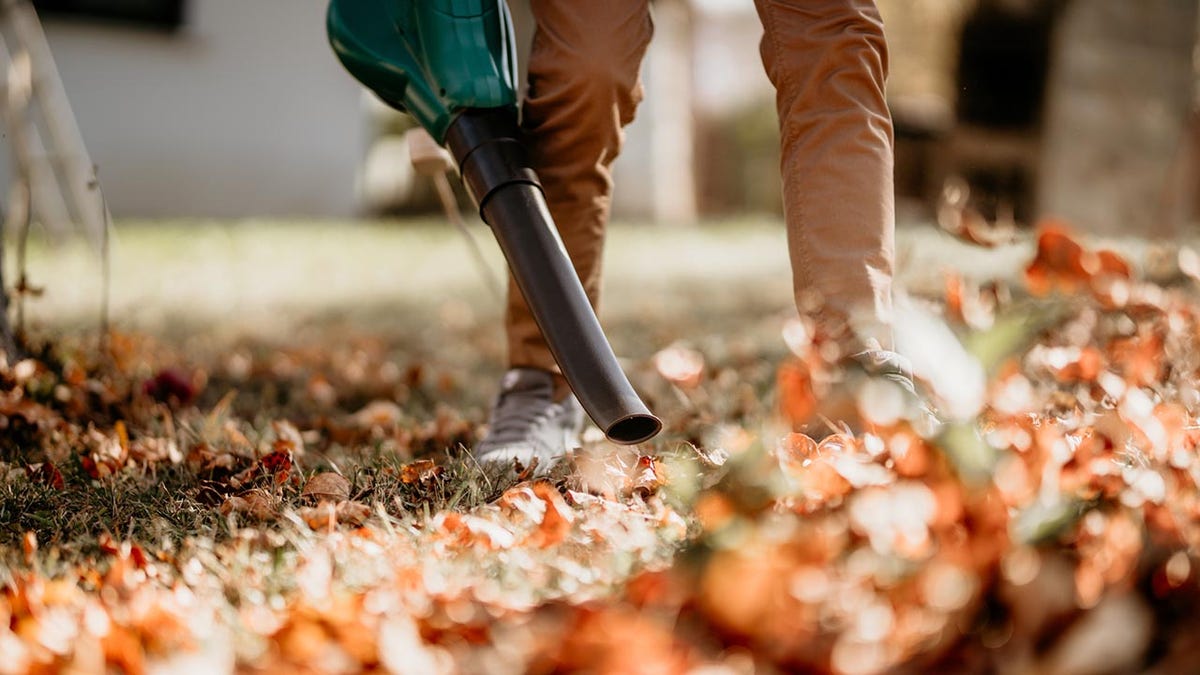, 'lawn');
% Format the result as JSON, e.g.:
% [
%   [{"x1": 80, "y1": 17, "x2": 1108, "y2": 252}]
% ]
[{"x1": 2, "y1": 217, "x2": 1198, "y2": 674}]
